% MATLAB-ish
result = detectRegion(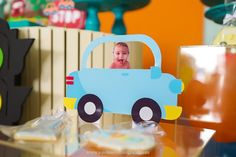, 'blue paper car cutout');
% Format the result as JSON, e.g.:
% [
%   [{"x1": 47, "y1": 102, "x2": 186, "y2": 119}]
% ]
[{"x1": 64, "y1": 35, "x2": 183, "y2": 123}]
